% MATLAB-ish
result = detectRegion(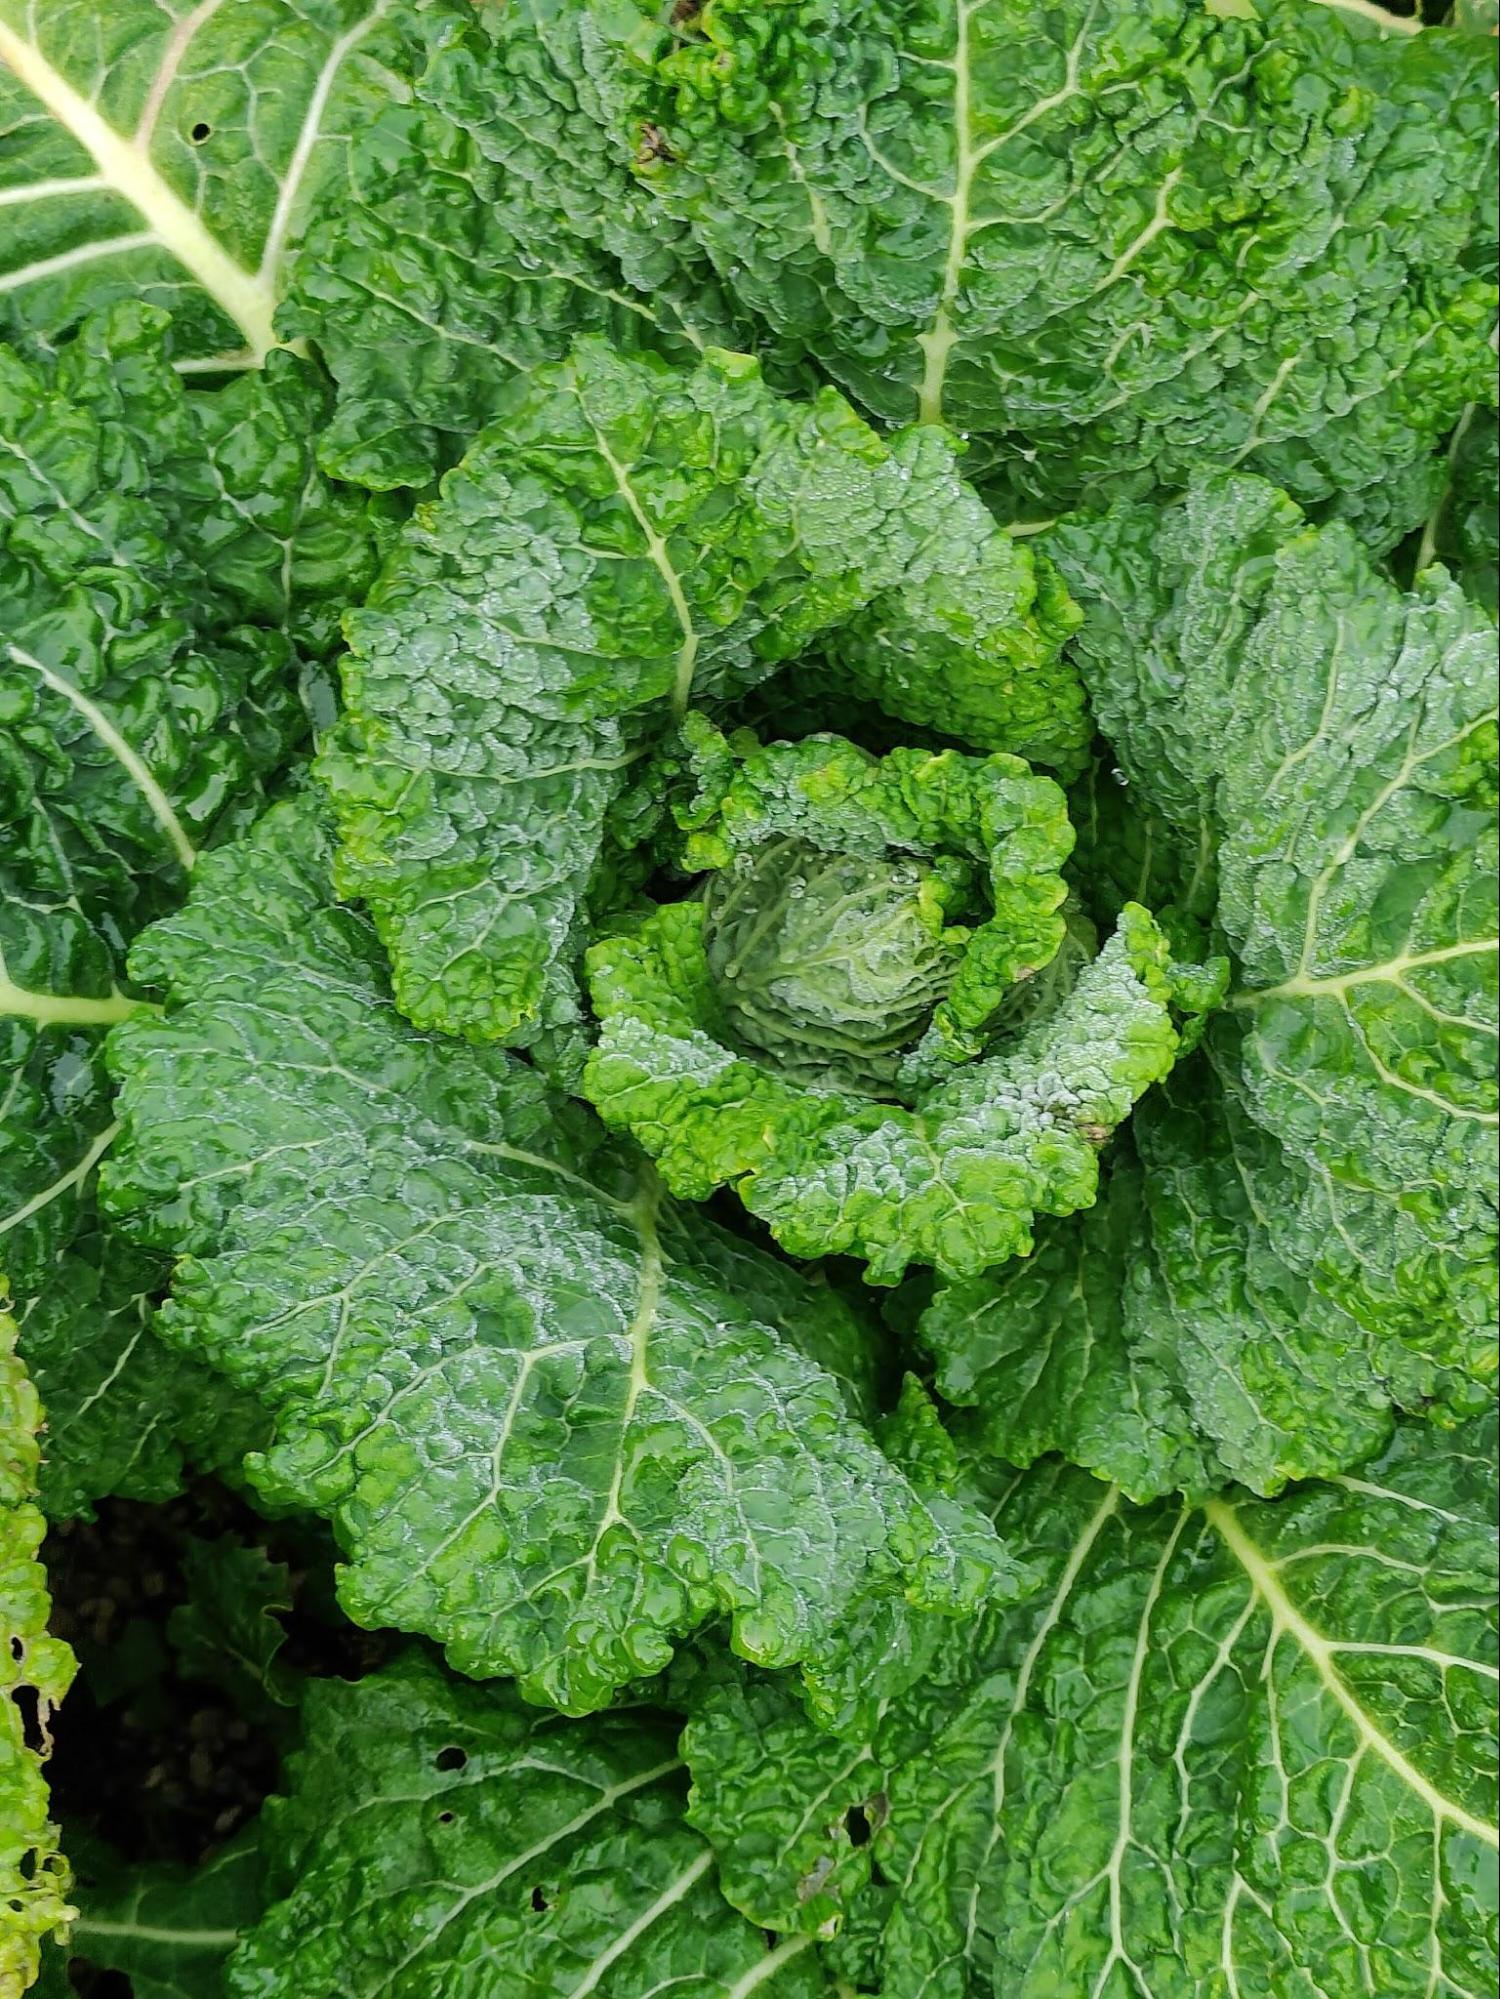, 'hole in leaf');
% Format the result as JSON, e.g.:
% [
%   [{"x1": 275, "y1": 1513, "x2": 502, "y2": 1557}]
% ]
[
  {"x1": 17, "y1": 1849, "x2": 36, "y2": 1881},
  {"x1": 844, "y1": 1805, "x2": 872, "y2": 1847},
  {"x1": 189, "y1": 121, "x2": 212, "y2": 142},
  {"x1": 530, "y1": 1886, "x2": 549, "y2": 1913},
  {"x1": 436, "y1": 1810, "x2": 455, "y2": 1826},
  {"x1": 10, "y1": 1686, "x2": 45, "y2": 1757},
  {"x1": 434, "y1": 1745, "x2": 467, "y2": 1772},
  {"x1": 9, "y1": 1636, "x2": 24, "y2": 1663}
]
